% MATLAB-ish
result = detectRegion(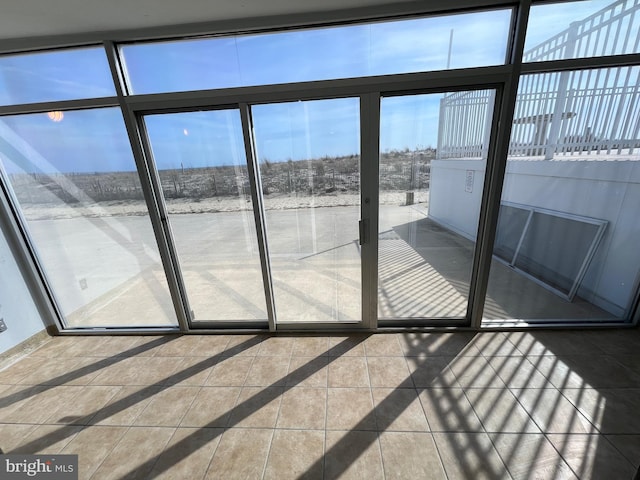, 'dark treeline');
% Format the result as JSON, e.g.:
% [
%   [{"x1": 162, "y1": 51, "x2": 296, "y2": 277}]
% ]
[{"x1": 10, "y1": 149, "x2": 435, "y2": 204}]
